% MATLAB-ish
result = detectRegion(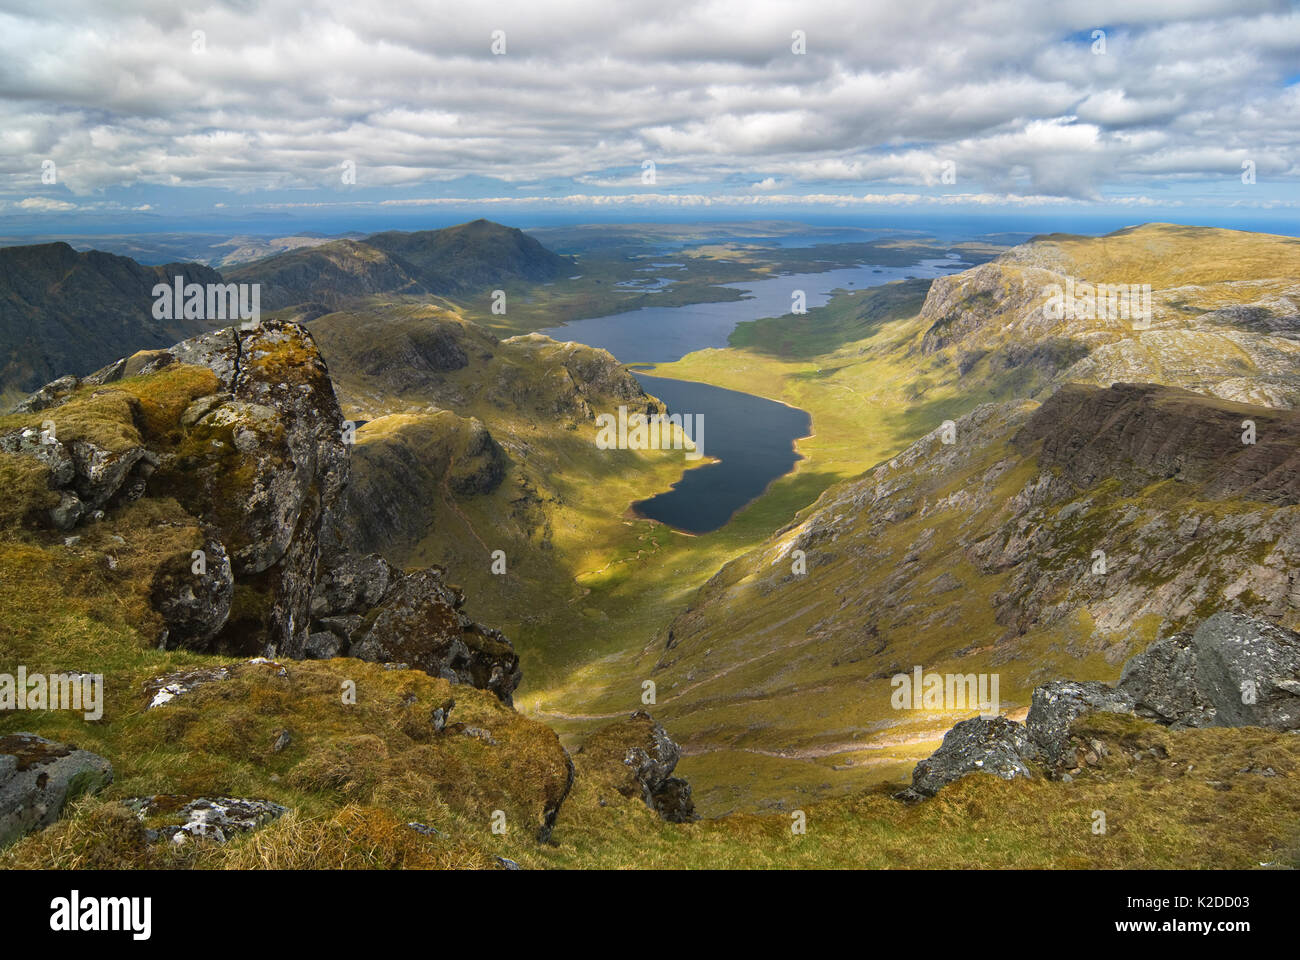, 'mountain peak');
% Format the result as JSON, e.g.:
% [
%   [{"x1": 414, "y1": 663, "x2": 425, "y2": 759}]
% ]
[{"x1": 231, "y1": 220, "x2": 572, "y2": 310}]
